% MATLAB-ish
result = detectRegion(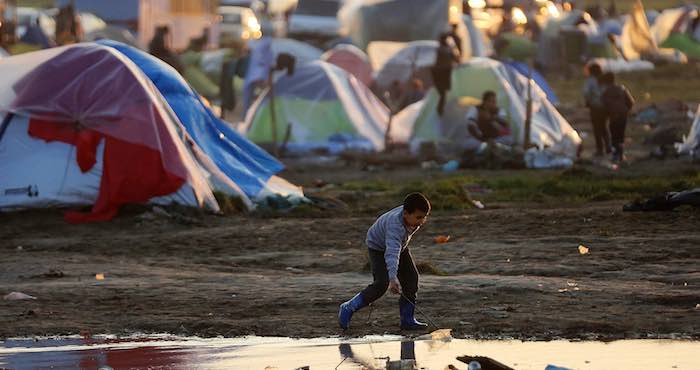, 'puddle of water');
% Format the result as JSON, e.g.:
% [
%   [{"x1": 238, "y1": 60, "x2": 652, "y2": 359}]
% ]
[{"x1": 0, "y1": 336, "x2": 698, "y2": 370}]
